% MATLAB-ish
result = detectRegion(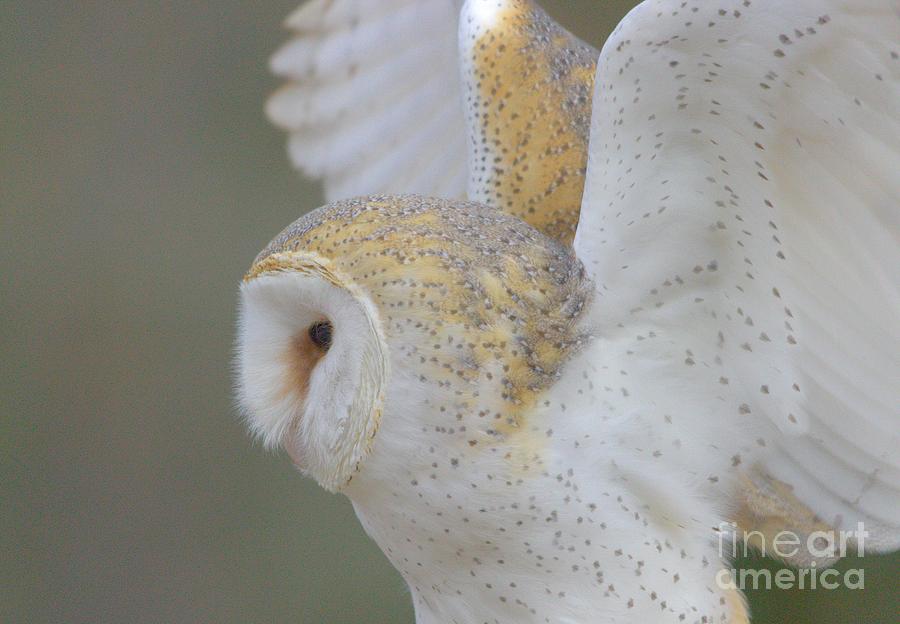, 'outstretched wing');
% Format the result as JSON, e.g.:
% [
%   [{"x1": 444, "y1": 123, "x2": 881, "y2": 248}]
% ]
[
  {"x1": 576, "y1": 0, "x2": 899, "y2": 559},
  {"x1": 266, "y1": 0, "x2": 468, "y2": 201},
  {"x1": 459, "y1": 0, "x2": 598, "y2": 244}
]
